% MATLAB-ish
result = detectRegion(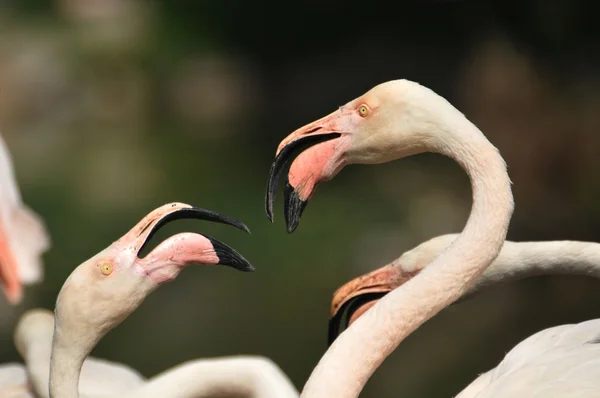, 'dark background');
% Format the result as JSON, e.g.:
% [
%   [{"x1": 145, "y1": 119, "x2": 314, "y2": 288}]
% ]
[{"x1": 1, "y1": 0, "x2": 599, "y2": 396}]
